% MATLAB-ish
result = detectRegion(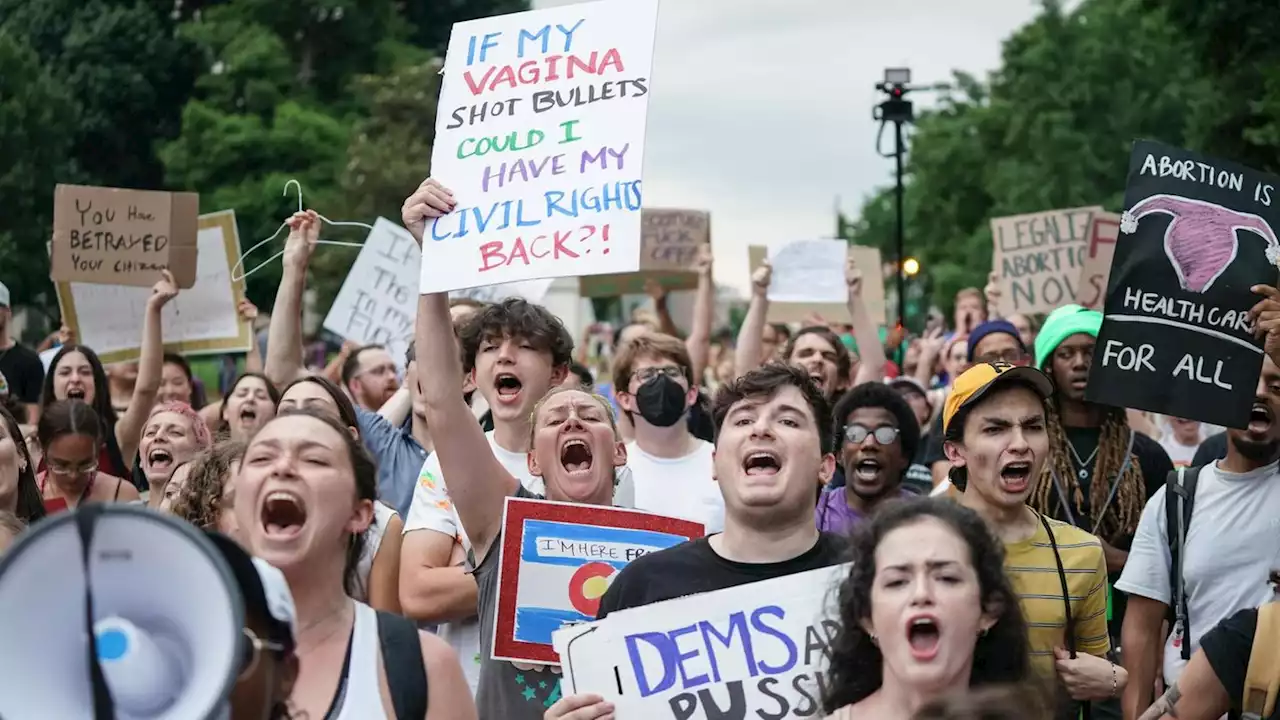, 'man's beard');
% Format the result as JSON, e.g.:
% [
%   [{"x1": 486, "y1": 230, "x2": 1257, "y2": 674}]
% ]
[{"x1": 1231, "y1": 434, "x2": 1280, "y2": 464}]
